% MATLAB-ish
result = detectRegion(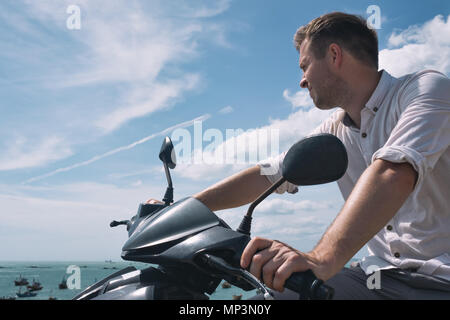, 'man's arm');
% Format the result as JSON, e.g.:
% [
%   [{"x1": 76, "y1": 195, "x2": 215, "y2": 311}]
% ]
[
  {"x1": 193, "y1": 165, "x2": 273, "y2": 211},
  {"x1": 240, "y1": 159, "x2": 418, "y2": 291}
]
